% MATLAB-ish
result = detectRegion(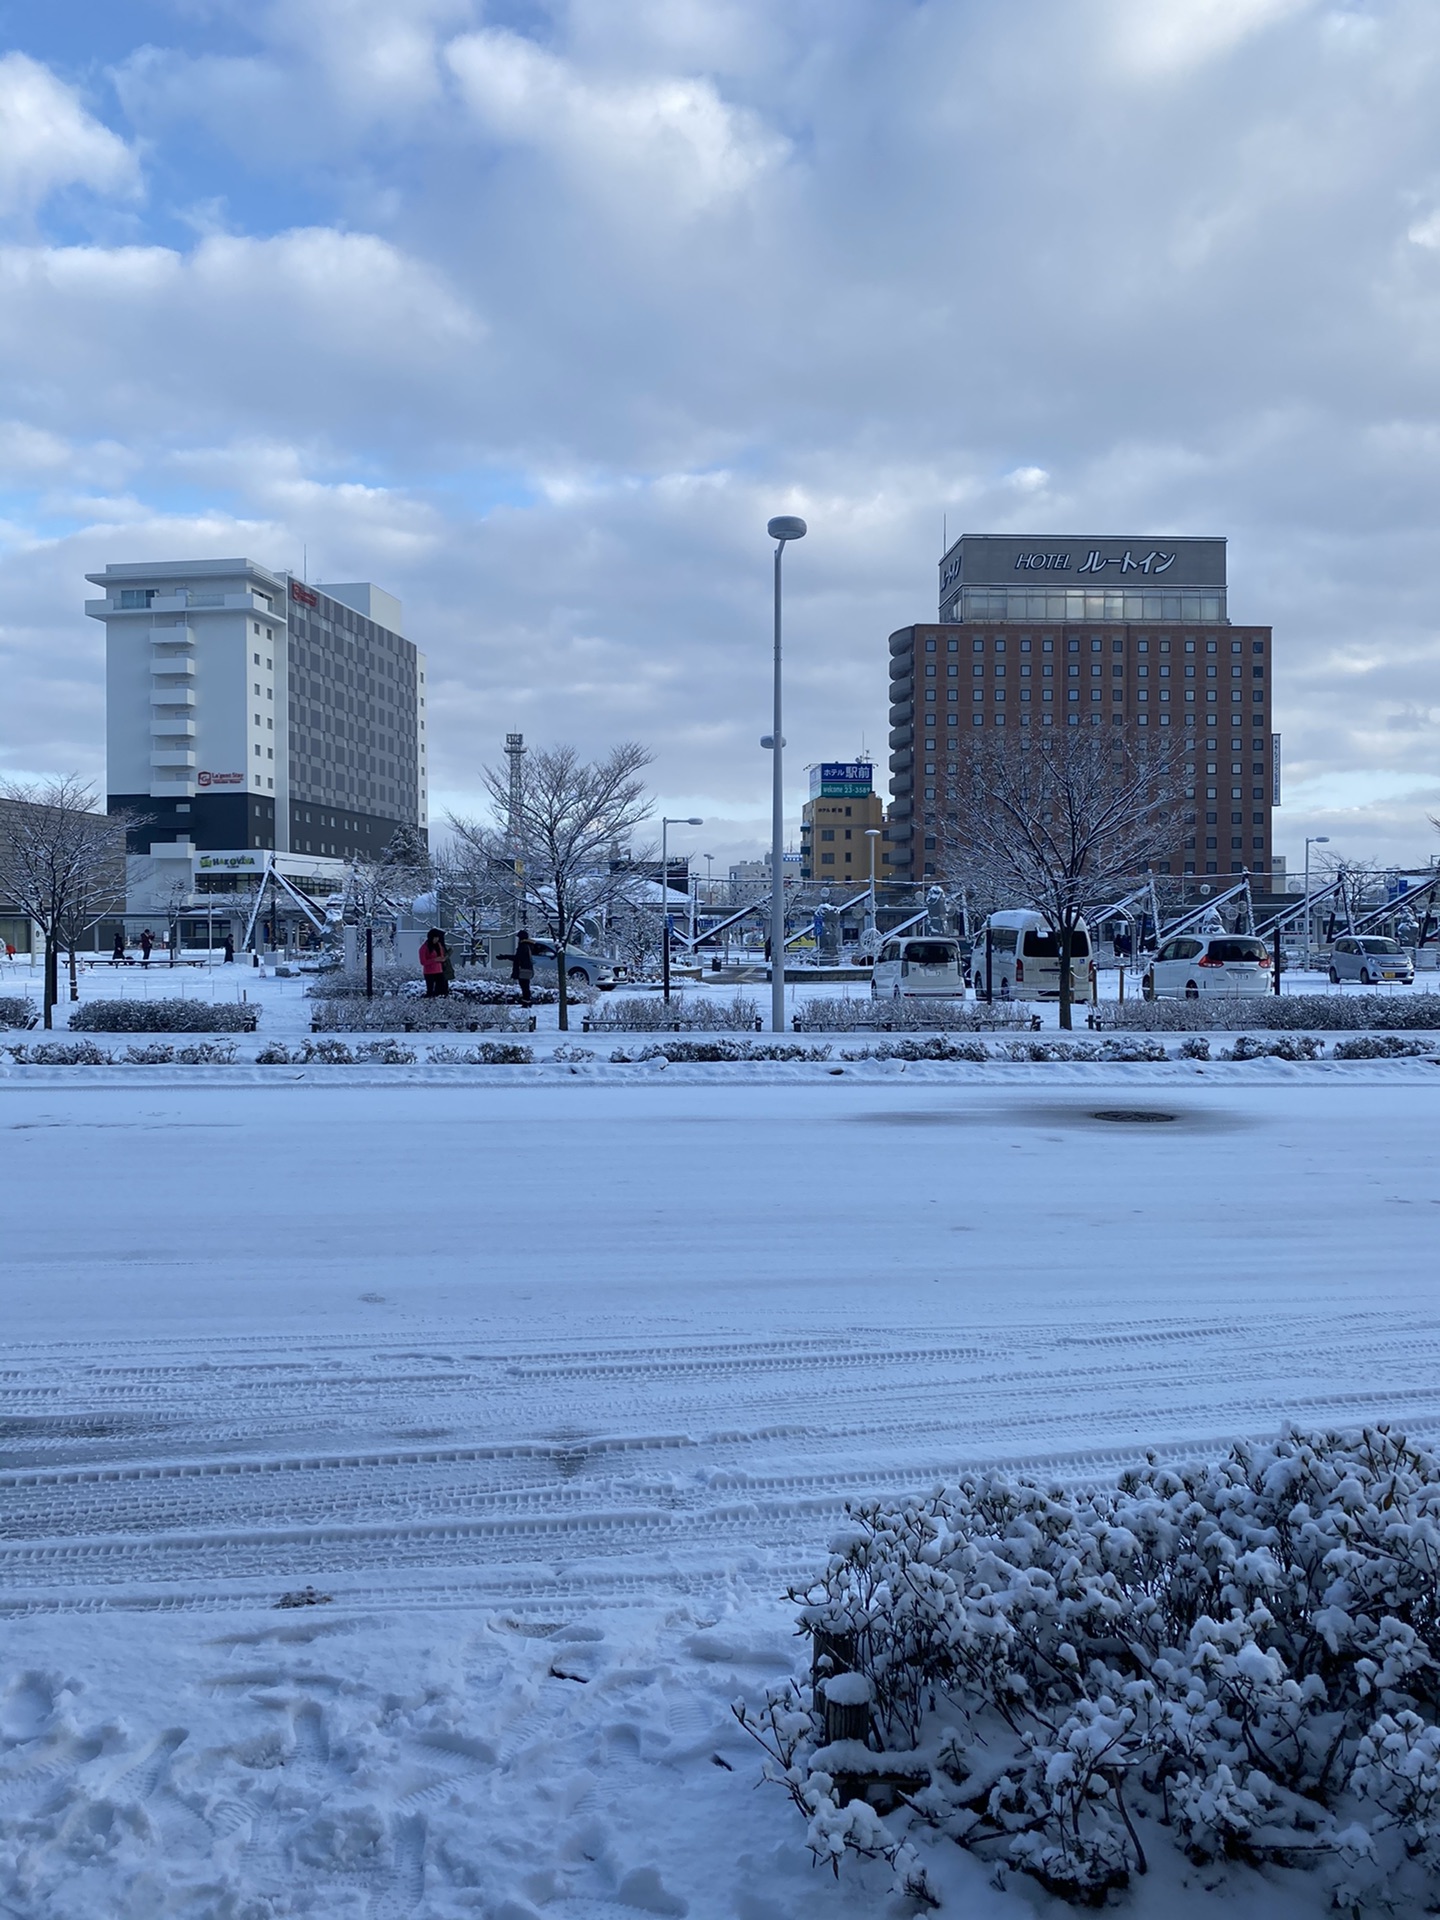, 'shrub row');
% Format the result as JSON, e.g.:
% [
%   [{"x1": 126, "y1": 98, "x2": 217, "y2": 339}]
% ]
[
  {"x1": 68, "y1": 996, "x2": 259, "y2": 1032},
  {"x1": 257, "y1": 1038, "x2": 533, "y2": 1065},
  {"x1": 609, "y1": 1040, "x2": 835, "y2": 1064},
  {"x1": 1092, "y1": 992, "x2": 1440, "y2": 1032},
  {"x1": 584, "y1": 994, "x2": 762, "y2": 1032},
  {"x1": 795, "y1": 996, "x2": 1035, "y2": 1033},
  {"x1": 310, "y1": 965, "x2": 558, "y2": 1006},
  {"x1": 741, "y1": 1426, "x2": 1440, "y2": 1910},
  {"x1": 5, "y1": 1040, "x2": 237, "y2": 1064},
  {"x1": 0, "y1": 996, "x2": 37, "y2": 1030},
  {"x1": 309, "y1": 998, "x2": 534, "y2": 1033}
]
